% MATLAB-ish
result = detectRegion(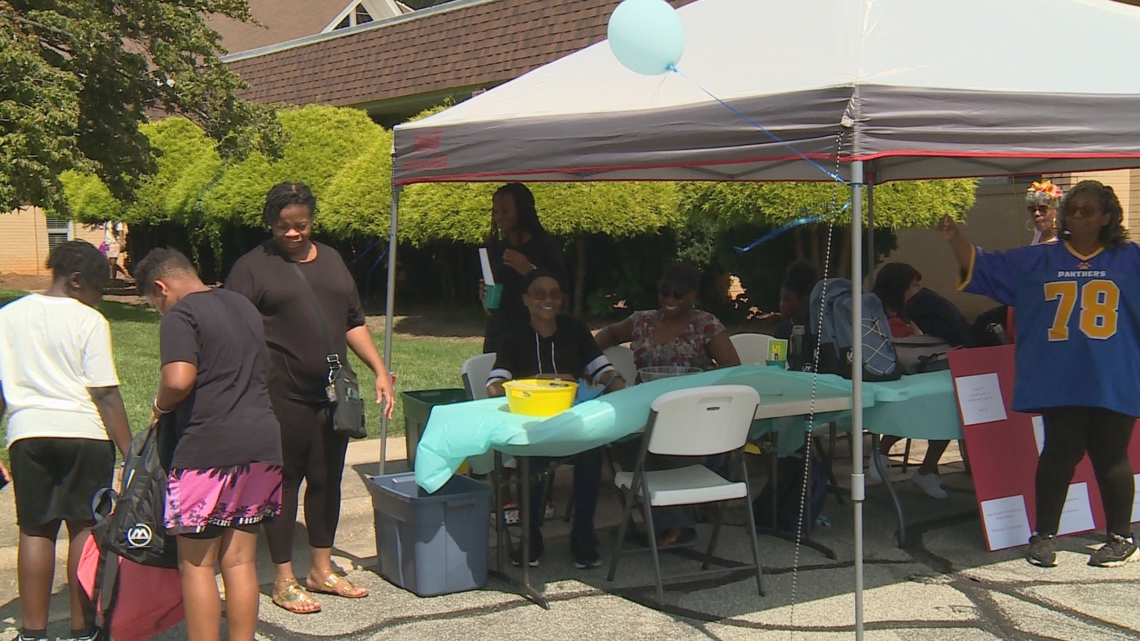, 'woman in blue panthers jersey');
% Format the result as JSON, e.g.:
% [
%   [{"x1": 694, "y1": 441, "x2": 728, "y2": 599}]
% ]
[{"x1": 940, "y1": 181, "x2": 1139, "y2": 569}]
